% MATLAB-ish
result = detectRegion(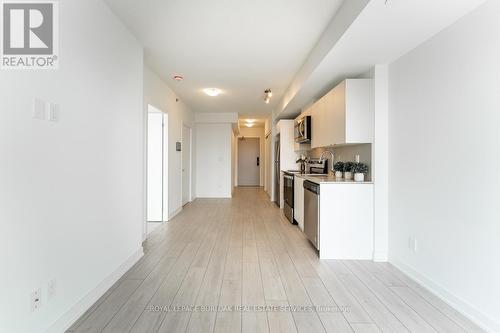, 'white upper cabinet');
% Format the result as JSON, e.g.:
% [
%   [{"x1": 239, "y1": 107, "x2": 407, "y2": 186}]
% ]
[{"x1": 311, "y1": 79, "x2": 374, "y2": 148}]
